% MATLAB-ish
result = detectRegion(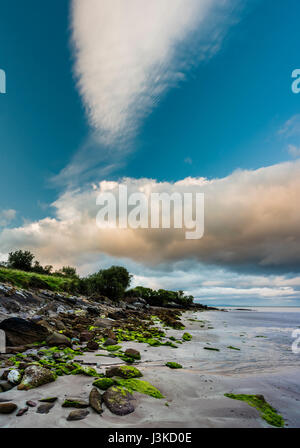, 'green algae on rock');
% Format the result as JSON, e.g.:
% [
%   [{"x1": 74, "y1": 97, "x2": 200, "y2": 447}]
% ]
[
  {"x1": 17, "y1": 365, "x2": 57, "y2": 390},
  {"x1": 224, "y1": 394, "x2": 284, "y2": 427},
  {"x1": 227, "y1": 346, "x2": 240, "y2": 351},
  {"x1": 115, "y1": 379, "x2": 164, "y2": 399},
  {"x1": 93, "y1": 378, "x2": 115, "y2": 390},
  {"x1": 203, "y1": 347, "x2": 220, "y2": 351},
  {"x1": 106, "y1": 365, "x2": 143, "y2": 379},
  {"x1": 182, "y1": 332, "x2": 192, "y2": 341},
  {"x1": 165, "y1": 362, "x2": 182, "y2": 369}
]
